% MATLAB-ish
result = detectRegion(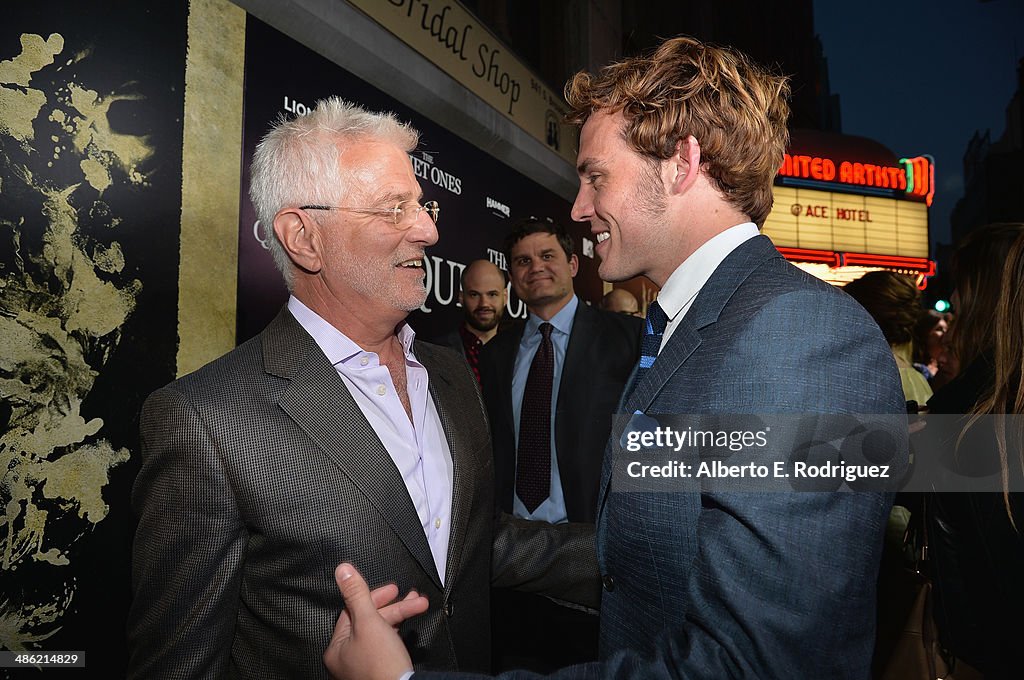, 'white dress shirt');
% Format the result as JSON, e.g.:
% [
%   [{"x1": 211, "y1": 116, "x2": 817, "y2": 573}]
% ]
[
  {"x1": 288, "y1": 296, "x2": 453, "y2": 584},
  {"x1": 656, "y1": 223, "x2": 760, "y2": 350}
]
